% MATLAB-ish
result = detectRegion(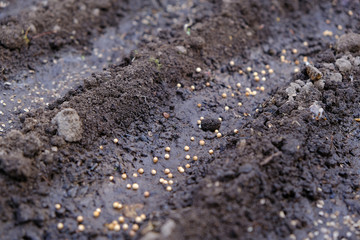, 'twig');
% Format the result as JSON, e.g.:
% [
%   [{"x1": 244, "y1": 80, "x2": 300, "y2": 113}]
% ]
[{"x1": 260, "y1": 151, "x2": 282, "y2": 166}]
